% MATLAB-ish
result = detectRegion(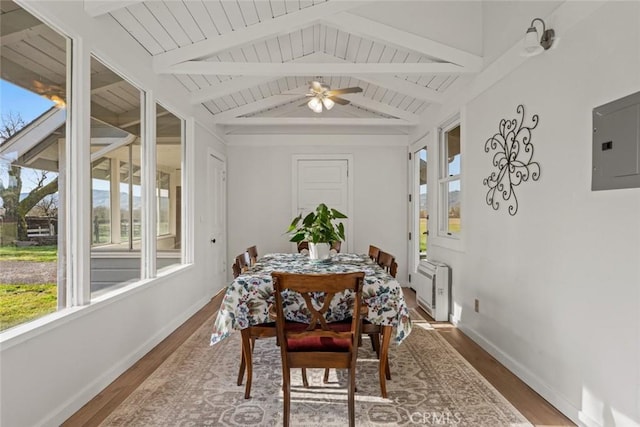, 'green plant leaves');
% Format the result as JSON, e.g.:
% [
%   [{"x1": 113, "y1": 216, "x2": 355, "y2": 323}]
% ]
[{"x1": 285, "y1": 203, "x2": 348, "y2": 244}]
